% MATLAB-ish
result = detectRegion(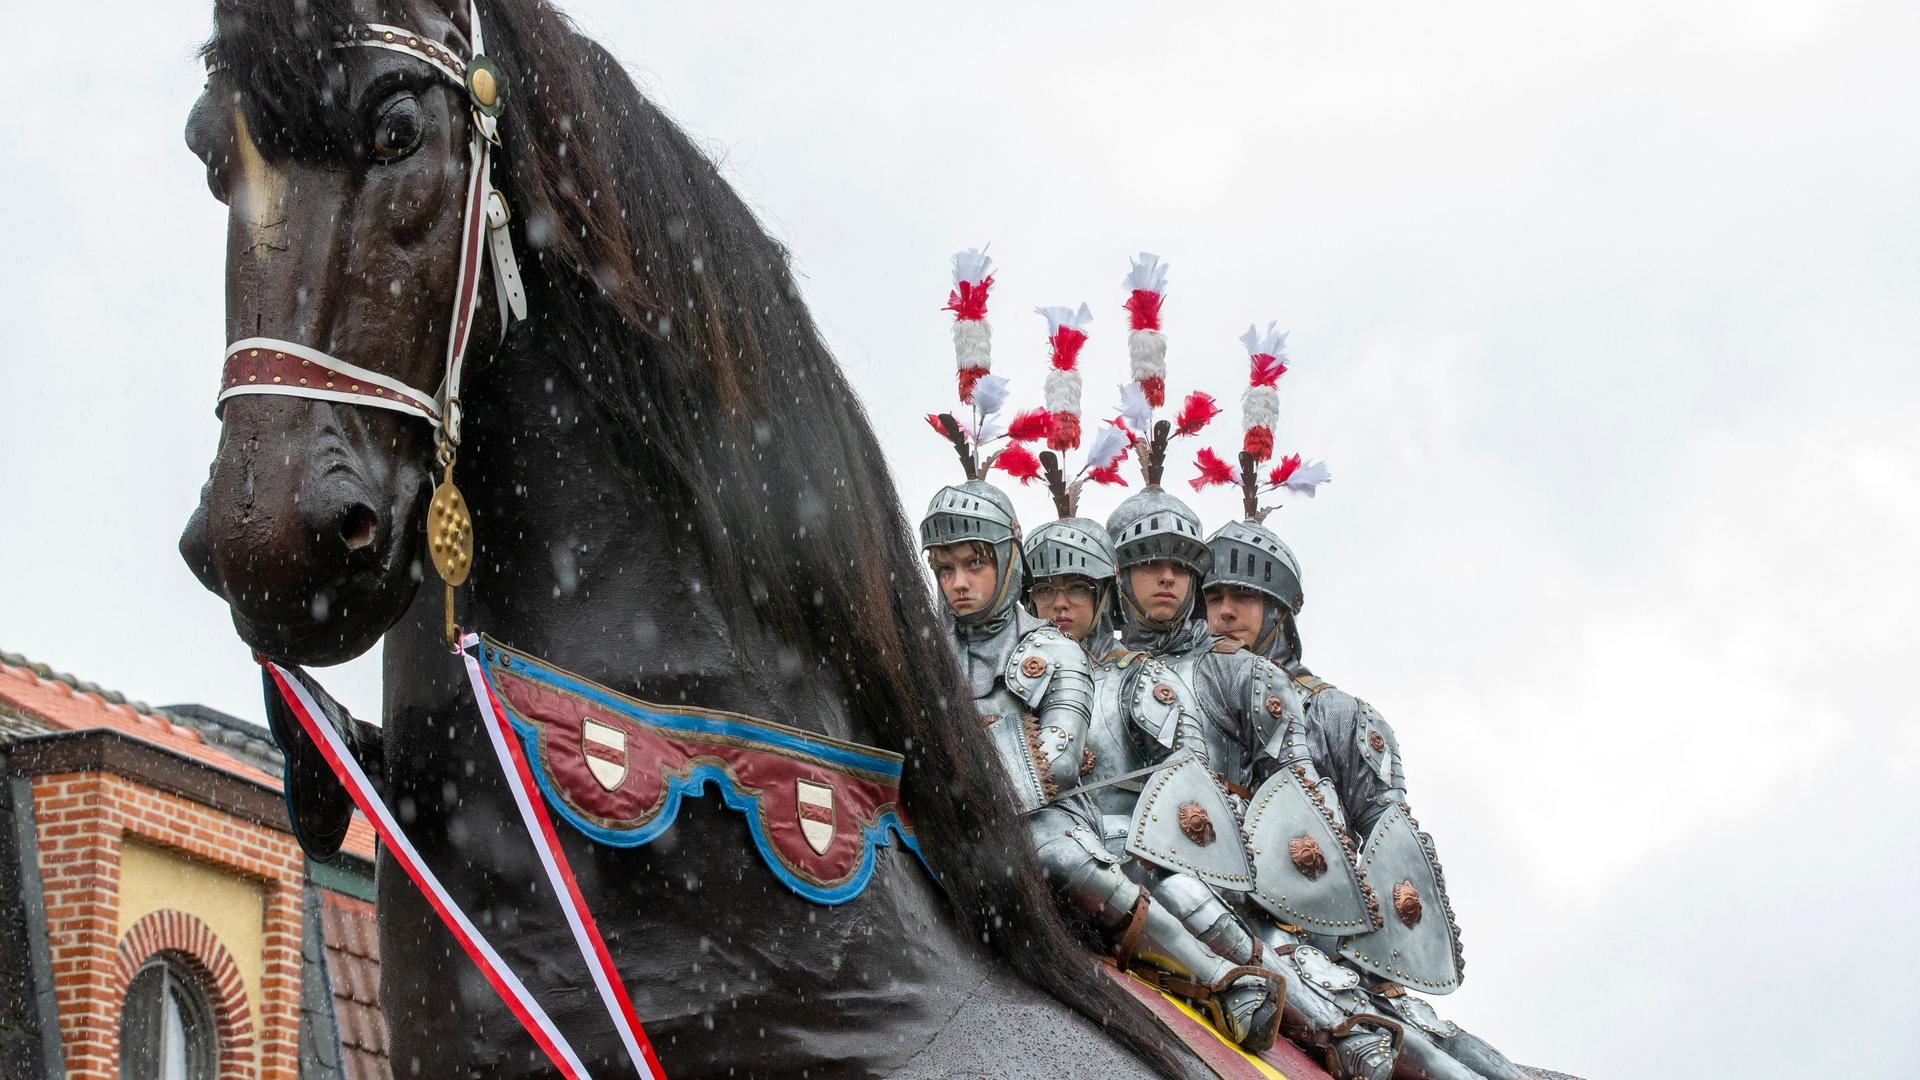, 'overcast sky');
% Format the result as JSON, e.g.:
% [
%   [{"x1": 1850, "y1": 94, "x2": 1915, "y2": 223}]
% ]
[{"x1": 4, "y1": 1, "x2": 1918, "y2": 1076}]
